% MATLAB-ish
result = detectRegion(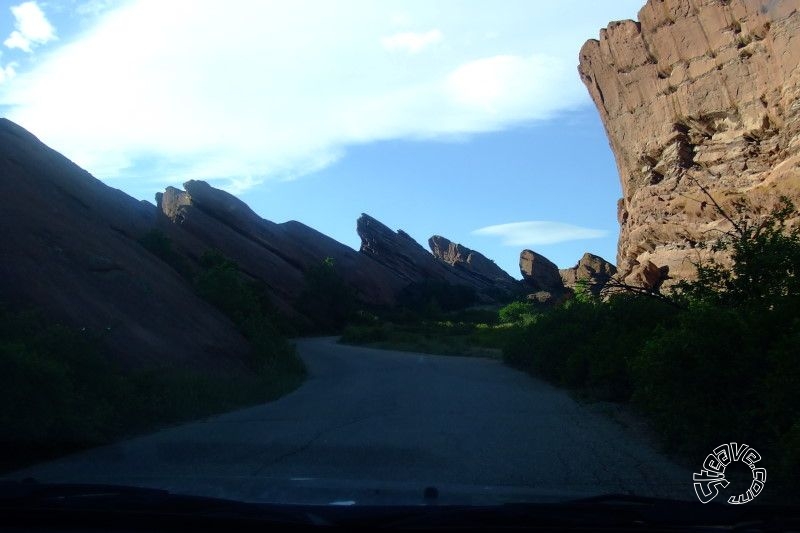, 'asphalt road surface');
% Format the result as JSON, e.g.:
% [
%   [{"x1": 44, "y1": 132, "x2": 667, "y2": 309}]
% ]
[{"x1": 6, "y1": 338, "x2": 692, "y2": 504}]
